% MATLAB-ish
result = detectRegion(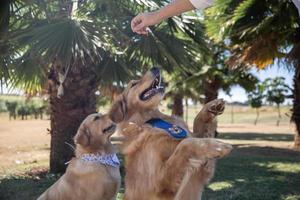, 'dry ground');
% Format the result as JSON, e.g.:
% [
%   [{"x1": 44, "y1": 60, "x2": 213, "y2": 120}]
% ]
[
  {"x1": 0, "y1": 107, "x2": 299, "y2": 200},
  {"x1": 0, "y1": 110, "x2": 296, "y2": 176},
  {"x1": 0, "y1": 113, "x2": 50, "y2": 175}
]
